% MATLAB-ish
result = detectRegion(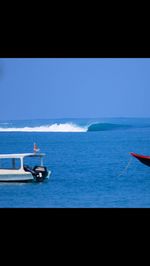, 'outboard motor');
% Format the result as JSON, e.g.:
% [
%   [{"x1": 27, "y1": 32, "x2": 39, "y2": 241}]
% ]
[
  {"x1": 24, "y1": 165, "x2": 48, "y2": 182},
  {"x1": 33, "y1": 166, "x2": 49, "y2": 182}
]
